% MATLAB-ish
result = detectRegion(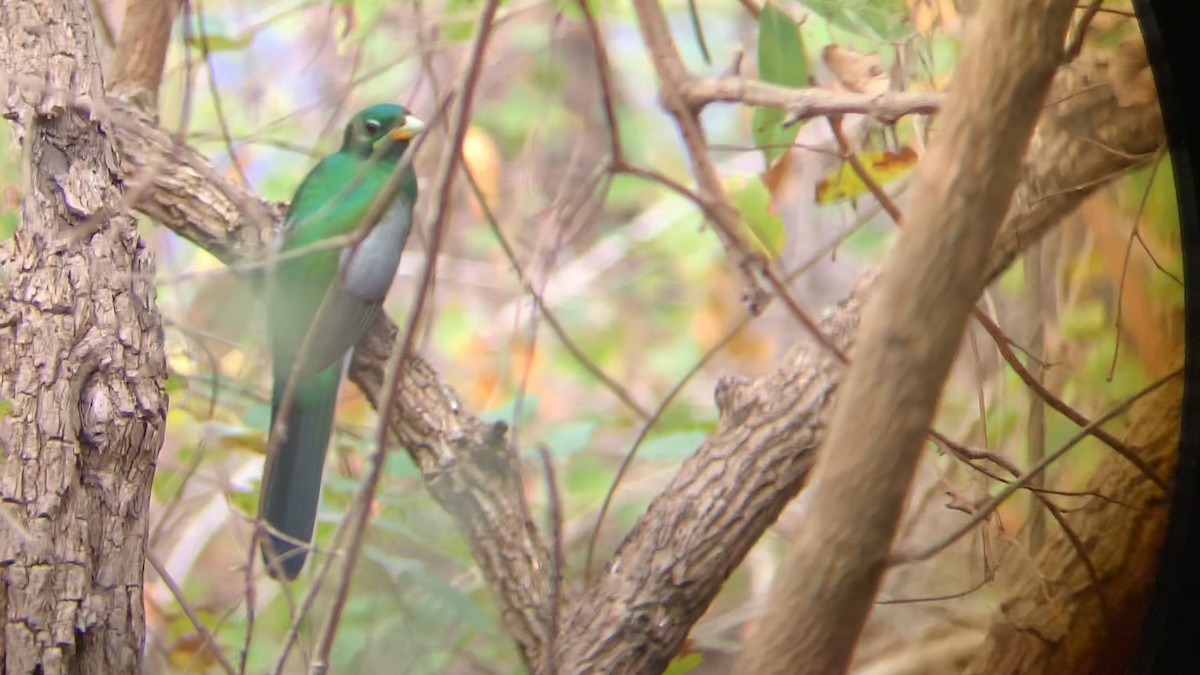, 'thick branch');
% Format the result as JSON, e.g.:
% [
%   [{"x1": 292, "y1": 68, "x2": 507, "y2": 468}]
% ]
[
  {"x1": 108, "y1": 0, "x2": 182, "y2": 107},
  {"x1": 738, "y1": 2, "x2": 1078, "y2": 673},
  {"x1": 105, "y1": 101, "x2": 552, "y2": 671},
  {"x1": 101, "y1": 26, "x2": 1161, "y2": 675},
  {"x1": 681, "y1": 78, "x2": 943, "y2": 124},
  {"x1": 556, "y1": 24, "x2": 1160, "y2": 675}
]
